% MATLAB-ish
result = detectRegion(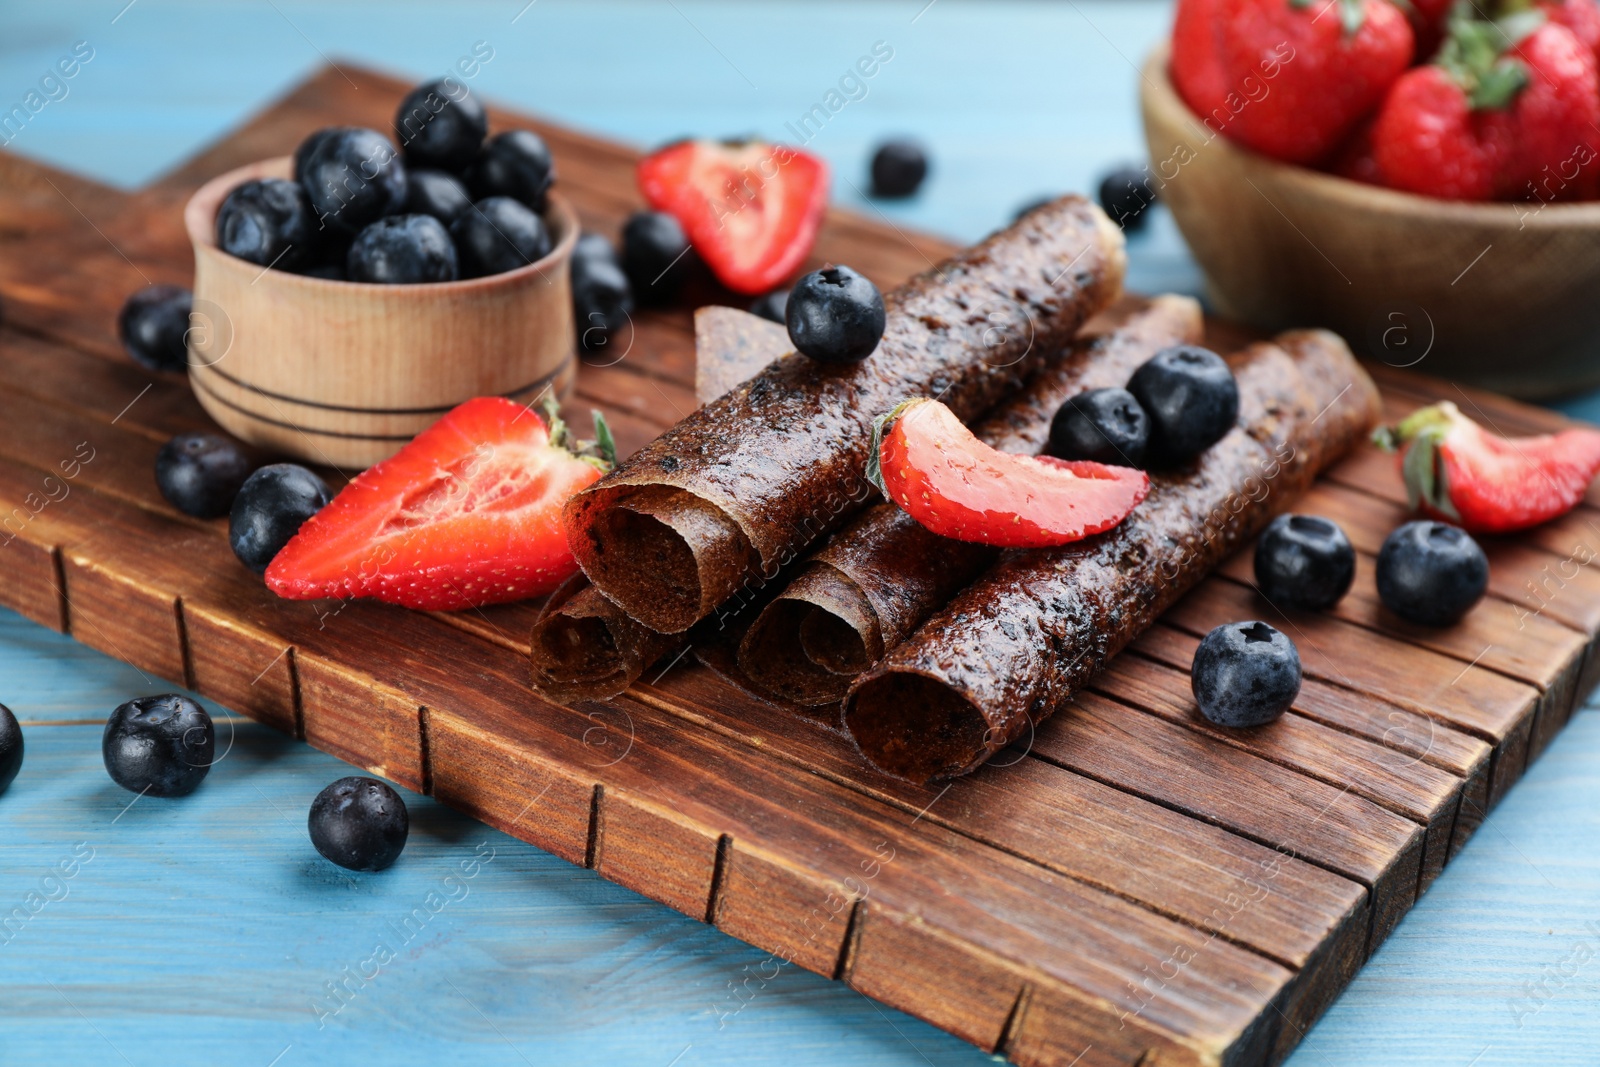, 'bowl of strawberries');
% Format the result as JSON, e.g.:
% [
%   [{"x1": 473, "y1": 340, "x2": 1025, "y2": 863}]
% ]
[{"x1": 1142, "y1": 0, "x2": 1600, "y2": 399}]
